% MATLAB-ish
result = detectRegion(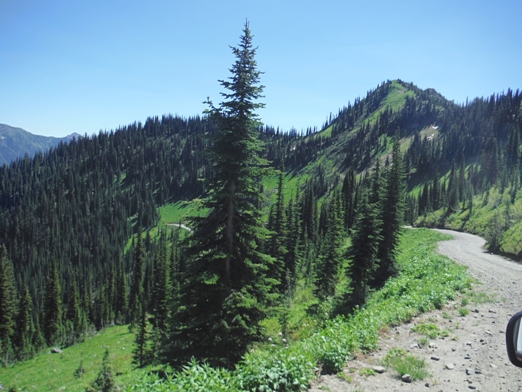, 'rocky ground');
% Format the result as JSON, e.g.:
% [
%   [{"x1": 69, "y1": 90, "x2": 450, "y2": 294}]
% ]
[{"x1": 309, "y1": 229, "x2": 522, "y2": 392}]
